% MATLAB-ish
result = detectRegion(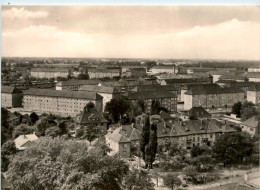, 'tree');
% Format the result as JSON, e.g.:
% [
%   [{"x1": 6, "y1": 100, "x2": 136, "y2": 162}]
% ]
[
  {"x1": 138, "y1": 100, "x2": 145, "y2": 113},
  {"x1": 151, "y1": 99, "x2": 160, "y2": 115},
  {"x1": 122, "y1": 168, "x2": 155, "y2": 190},
  {"x1": 85, "y1": 102, "x2": 95, "y2": 111},
  {"x1": 1, "y1": 140, "x2": 18, "y2": 172},
  {"x1": 105, "y1": 97, "x2": 130, "y2": 123},
  {"x1": 77, "y1": 73, "x2": 89, "y2": 80},
  {"x1": 213, "y1": 132, "x2": 254, "y2": 166},
  {"x1": 1, "y1": 108, "x2": 12, "y2": 145},
  {"x1": 6, "y1": 137, "x2": 129, "y2": 190},
  {"x1": 232, "y1": 102, "x2": 242, "y2": 117},
  {"x1": 241, "y1": 104, "x2": 259, "y2": 121},
  {"x1": 12, "y1": 124, "x2": 35, "y2": 139},
  {"x1": 84, "y1": 126, "x2": 98, "y2": 145},
  {"x1": 140, "y1": 117, "x2": 158, "y2": 169},
  {"x1": 162, "y1": 173, "x2": 181, "y2": 190},
  {"x1": 30, "y1": 112, "x2": 39, "y2": 125}
]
